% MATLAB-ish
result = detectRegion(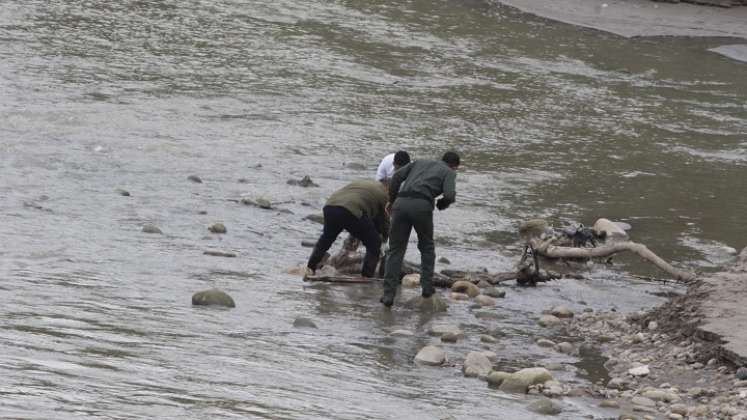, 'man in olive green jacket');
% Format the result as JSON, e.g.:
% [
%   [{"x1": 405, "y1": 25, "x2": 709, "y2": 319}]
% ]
[
  {"x1": 380, "y1": 152, "x2": 460, "y2": 307},
  {"x1": 307, "y1": 179, "x2": 389, "y2": 278}
]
